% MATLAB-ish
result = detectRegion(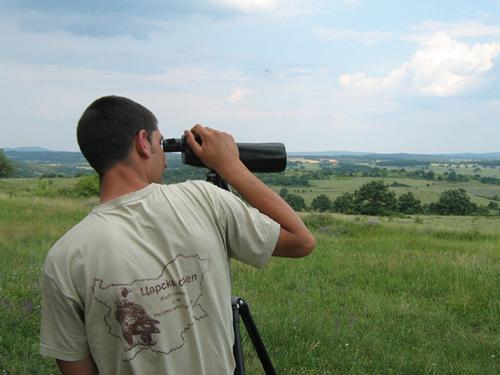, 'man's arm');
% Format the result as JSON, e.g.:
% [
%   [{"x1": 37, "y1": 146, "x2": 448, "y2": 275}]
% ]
[
  {"x1": 56, "y1": 357, "x2": 98, "y2": 375},
  {"x1": 184, "y1": 125, "x2": 315, "y2": 258}
]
